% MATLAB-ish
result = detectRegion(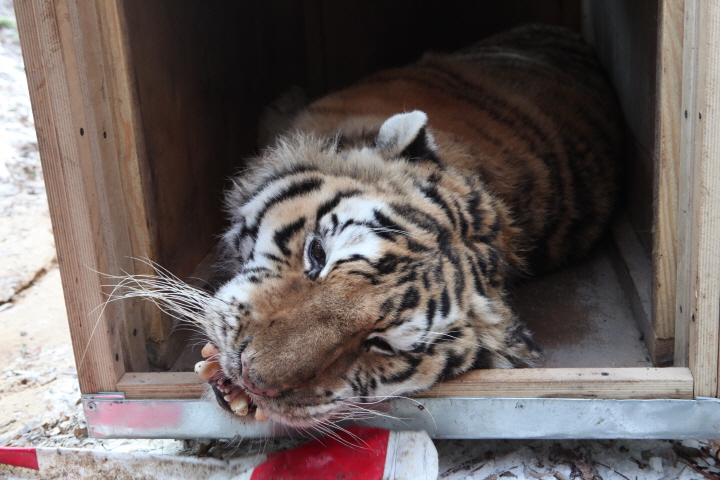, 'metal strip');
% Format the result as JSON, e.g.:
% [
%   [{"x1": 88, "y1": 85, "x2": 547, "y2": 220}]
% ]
[{"x1": 82, "y1": 396, "x2": 720, "y2": 439}]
